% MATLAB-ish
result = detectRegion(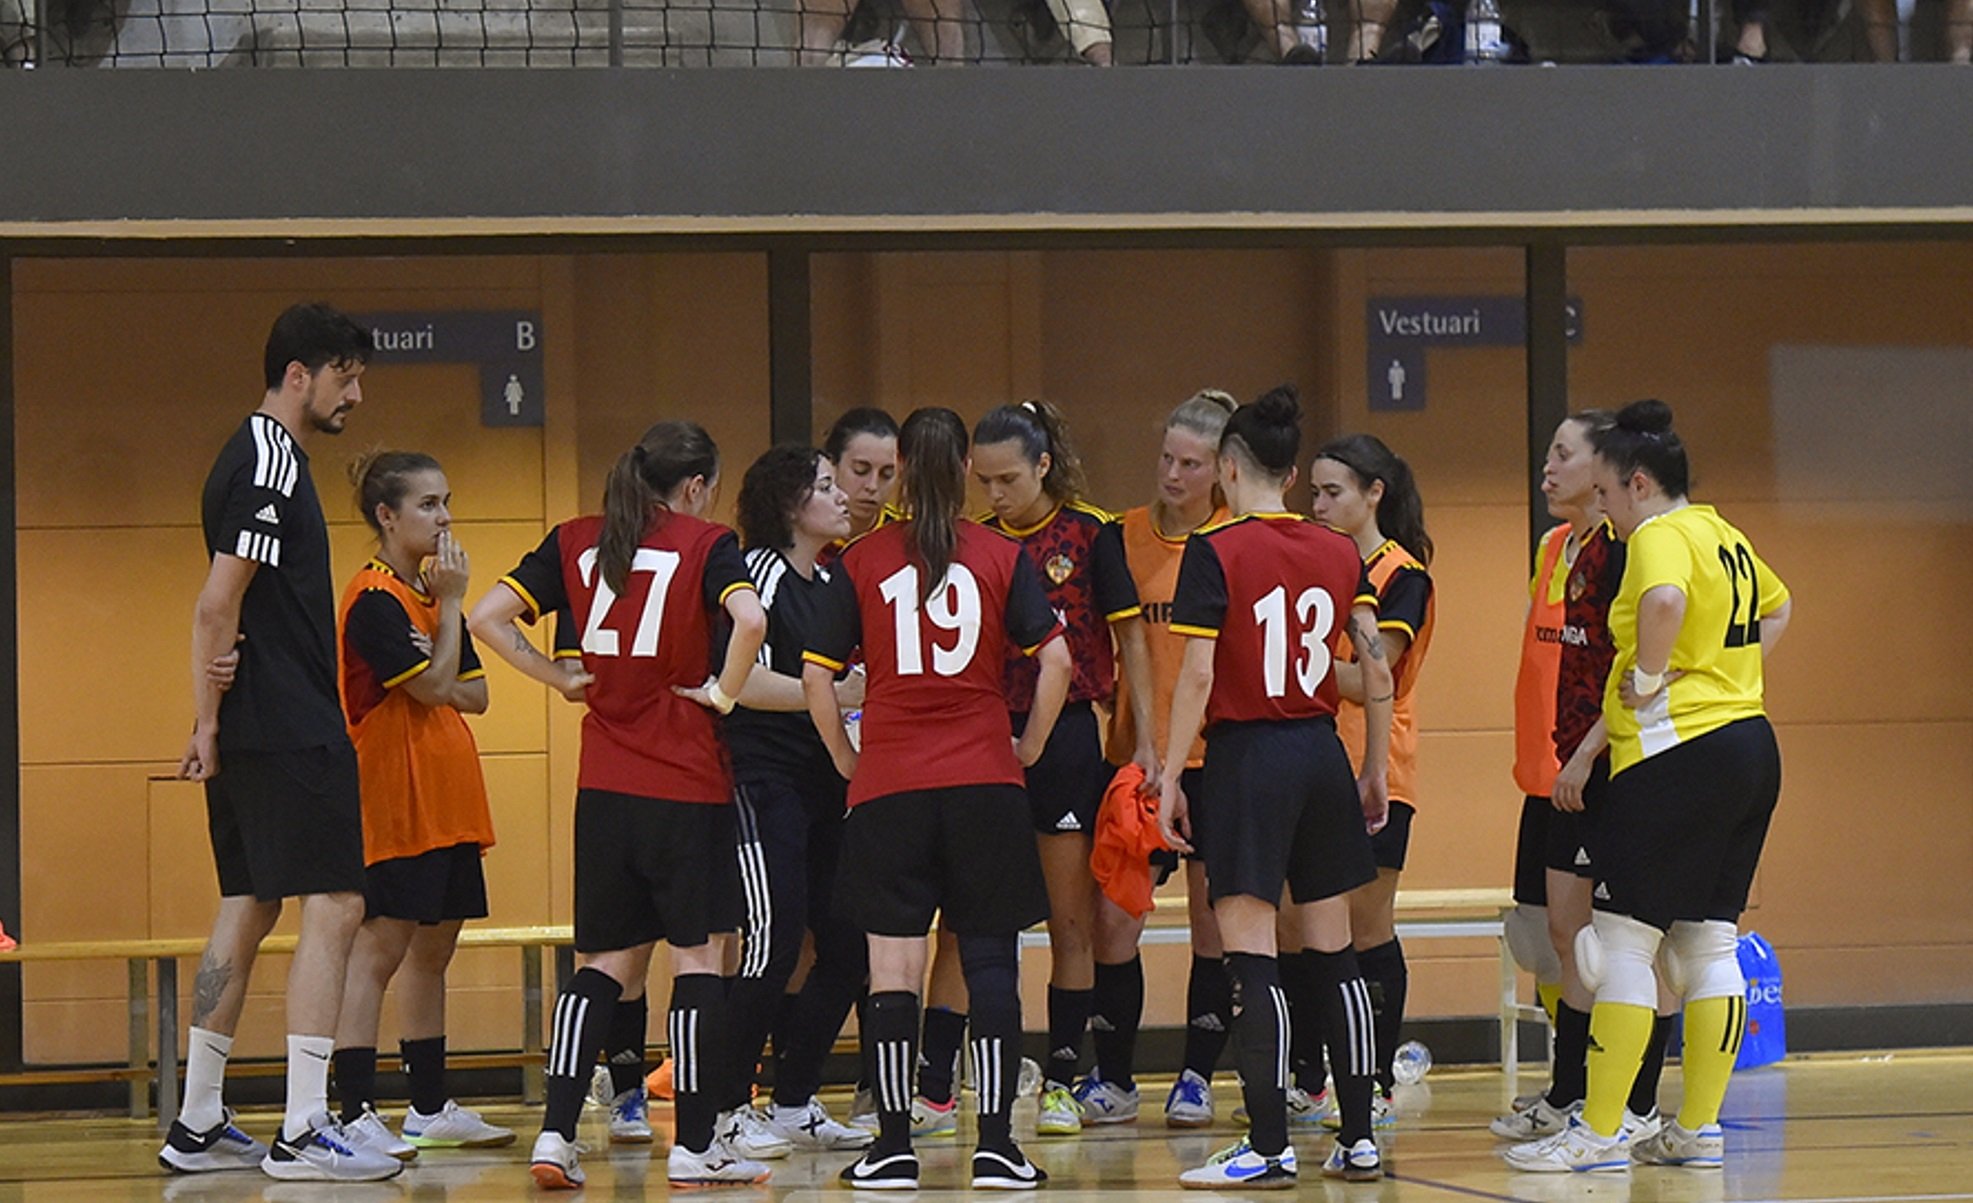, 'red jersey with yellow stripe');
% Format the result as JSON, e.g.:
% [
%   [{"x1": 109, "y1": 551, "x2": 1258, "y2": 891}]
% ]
[
  {"x1": 338, "y1": 560, "x2": 495, "y2": 866},
  {"x1": 1512, "y1": 523, "x2": 1571, "y2": 797},
  {"x1": 1104, "y1": 504, "x2": 1229, "y2": 769},
  {"x1": 1336, "y1": 539, "x2": 1434, "y2": 806},
  {"x1": 981, "y1": 501, "x2": 1142, "y2": 712}
]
